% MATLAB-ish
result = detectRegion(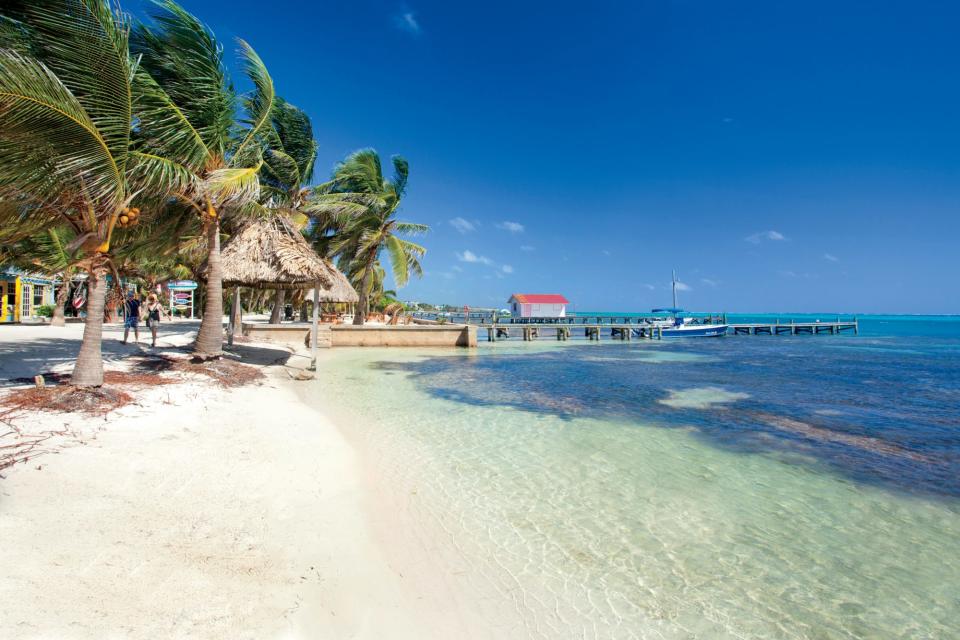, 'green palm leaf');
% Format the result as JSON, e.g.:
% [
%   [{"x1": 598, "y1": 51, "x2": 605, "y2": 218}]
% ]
[
  {"x1": 0, "y1": 49, "x2": 123, "y2": 207},
  {"x1": 232, "y1": 39, "x2": 274, "y2": 168},
  {"x1": 22, "y1": 0, "x2": 132, "y2": 173},
  {"x1": 131, "y1": 0, "x2": 234, "y2": 157}
]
